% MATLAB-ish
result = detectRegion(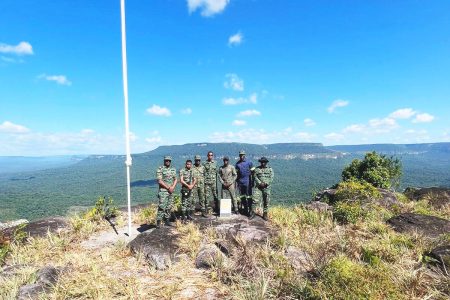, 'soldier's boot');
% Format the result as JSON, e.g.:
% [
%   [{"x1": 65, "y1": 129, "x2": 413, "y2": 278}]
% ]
[
  {"x1": 187, "y1": 210, "x2": 194, "y2": 221},
  {"x1": 201, "y1": 210, "x2": 208, "y2": 218},
  {"x1": 262, "y1": 212, "x2": 268, "y2": 221},
  {"x1": 156, "y1": 220, "x2": 161, "y2": 229},
  {"x1": 181, "y1": 212, "x2": 187, "y2": 223},
  {"x1": 248, "y1": 202, "x2": 256, "y2": 220},
  {"x1": 170, "y1": 212, "x2": 177, "y2": 222},
  {"x1": 164, "y1": 218, "x2": 171, "y2": 226}
]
